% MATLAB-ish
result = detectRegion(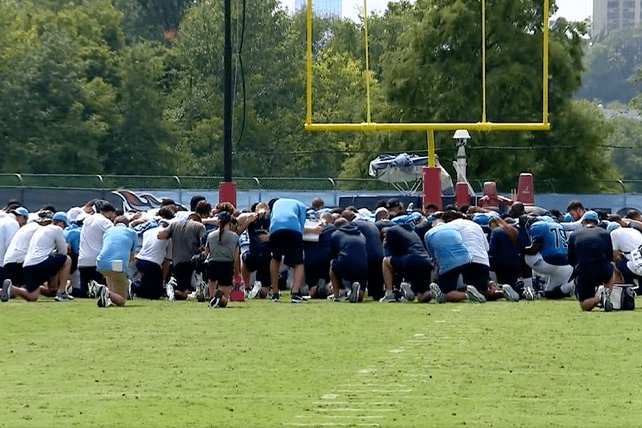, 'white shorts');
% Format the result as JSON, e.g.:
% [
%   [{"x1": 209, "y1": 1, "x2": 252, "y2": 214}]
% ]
[{"x1": 525, "y1": 253, "x2": 573, "y2": 291}]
